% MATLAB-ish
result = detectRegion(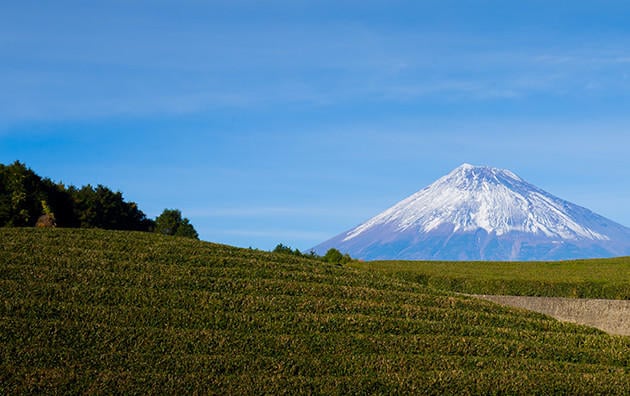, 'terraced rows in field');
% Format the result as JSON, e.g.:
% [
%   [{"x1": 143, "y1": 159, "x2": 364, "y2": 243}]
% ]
[
  {"x1": 353, "y1": 258, "x2": 630, "y2": 299},
  {"x1": 1, "y1": 228, "x2": 629, "y2": 394}
]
